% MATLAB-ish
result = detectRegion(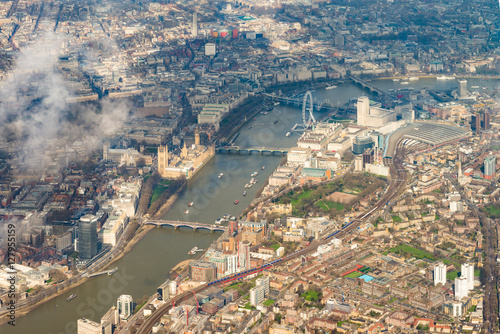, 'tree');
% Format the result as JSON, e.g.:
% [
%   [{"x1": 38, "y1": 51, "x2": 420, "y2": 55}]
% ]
[{"x1": 49, "y1": 269, "x2": 67, "y2": 283}]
